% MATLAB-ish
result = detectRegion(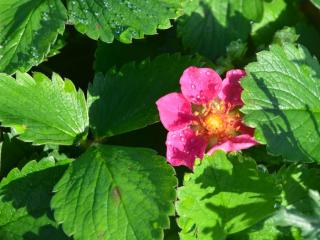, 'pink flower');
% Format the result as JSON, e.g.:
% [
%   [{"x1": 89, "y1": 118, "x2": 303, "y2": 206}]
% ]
[{"x1": 156, "y1": 67, "x2": 258, "y2": 169}]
